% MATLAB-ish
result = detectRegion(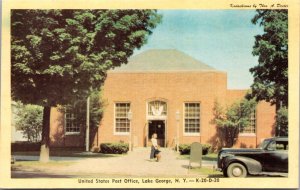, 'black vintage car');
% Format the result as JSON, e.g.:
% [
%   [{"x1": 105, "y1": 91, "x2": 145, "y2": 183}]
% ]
[{"x1": 217, "y1": 137, "x2": 288, "y2": 177}]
